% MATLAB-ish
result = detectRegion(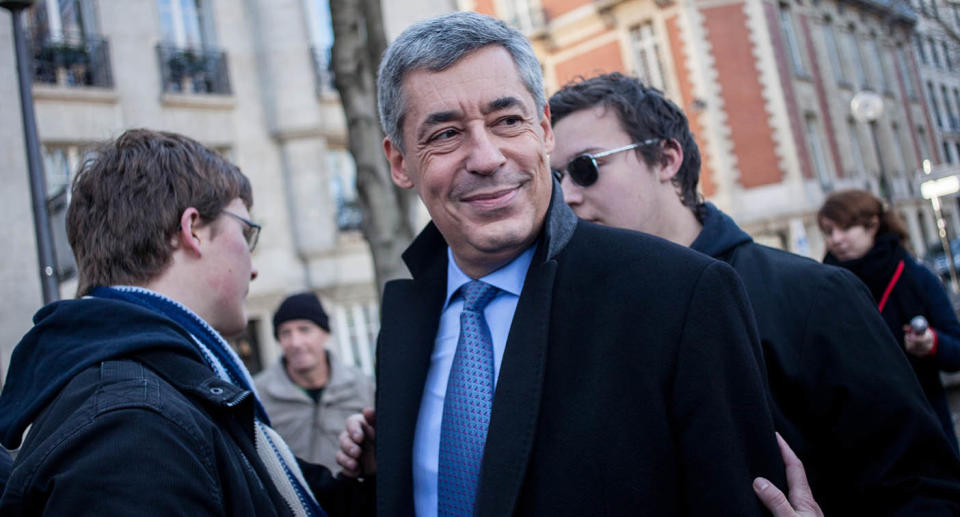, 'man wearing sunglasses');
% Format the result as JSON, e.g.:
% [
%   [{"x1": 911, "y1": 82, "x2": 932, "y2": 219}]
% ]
[
  {"x1": 549, "y1": 72, "x2": 960, "y2": 515},
  {"x1": 0, "y1": 129, "x2": 369, "y2": 516}
]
